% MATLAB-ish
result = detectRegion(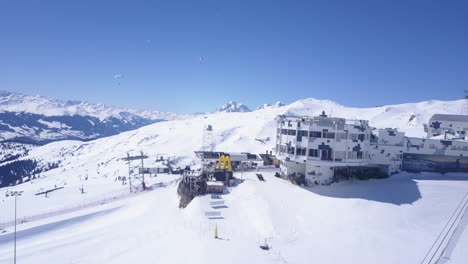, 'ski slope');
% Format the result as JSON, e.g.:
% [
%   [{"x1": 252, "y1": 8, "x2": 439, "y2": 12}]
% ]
[
  {"x1": 0, "y1": 171, "x2": 467, "y2": 264},
  {"x1": 1, "y1": 97, "x2": 468, "y2": 263}
]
